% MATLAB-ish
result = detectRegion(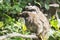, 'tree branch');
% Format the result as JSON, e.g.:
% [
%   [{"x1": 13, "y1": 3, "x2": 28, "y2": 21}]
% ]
[
  {"x1": 0, "y1": 32, "x2": 38, "y2": 40},
  {"x1": 49, "y1": 4, "x2": 59, "y2": 7}
]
